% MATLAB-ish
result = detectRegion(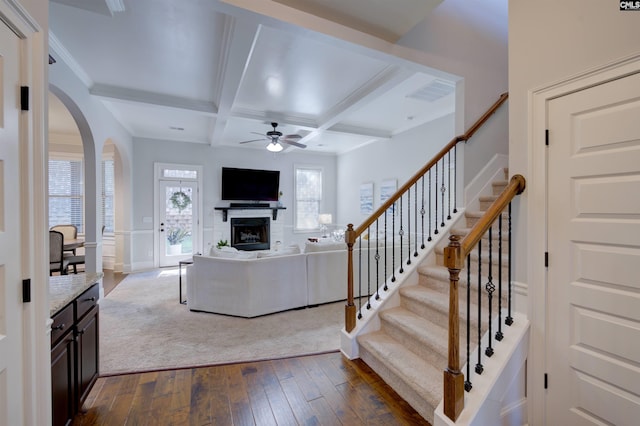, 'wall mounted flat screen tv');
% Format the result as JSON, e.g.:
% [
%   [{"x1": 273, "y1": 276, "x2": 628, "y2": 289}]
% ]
[{"x1": 221, "y1": 167, "x2": 280, "y2": 201}]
